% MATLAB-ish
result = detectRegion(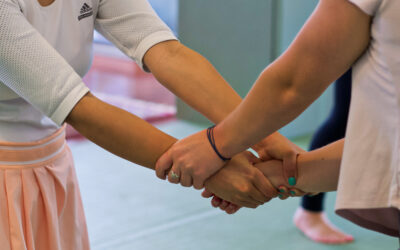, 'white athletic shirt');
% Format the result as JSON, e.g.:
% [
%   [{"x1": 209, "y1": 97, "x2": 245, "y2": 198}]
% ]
[
  {"x1": 336, "y1": 0, "x2": 400, "y2": 237},
  {"x1": 0, "y1": 0, "x2": 176, "y2": 142}
]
